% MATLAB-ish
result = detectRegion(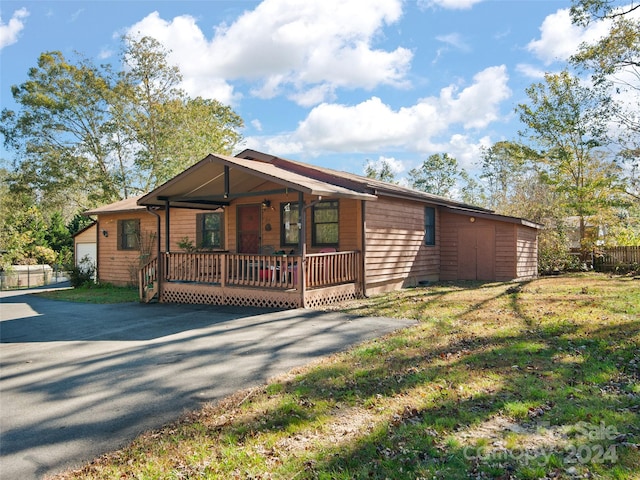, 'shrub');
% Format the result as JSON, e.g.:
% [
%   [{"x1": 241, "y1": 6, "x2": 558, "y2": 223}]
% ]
[
  {"x1": 67, "y1": 255, "x2": 96, "y2": 288},
  {"x1": 538, "y1": 228, "x2": 578, "y2": 274}
]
